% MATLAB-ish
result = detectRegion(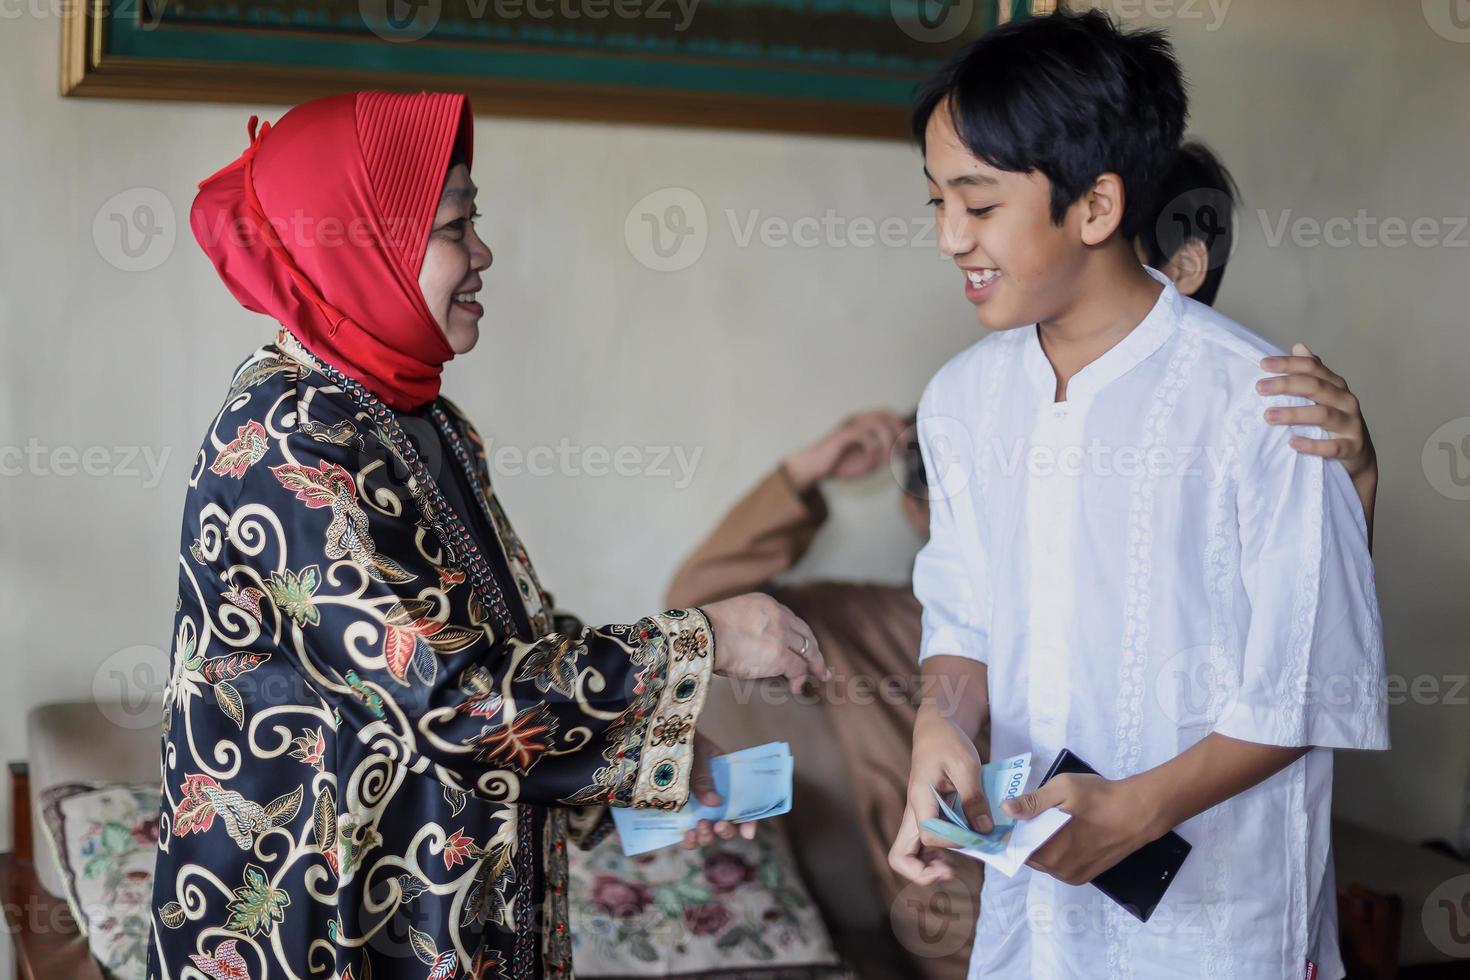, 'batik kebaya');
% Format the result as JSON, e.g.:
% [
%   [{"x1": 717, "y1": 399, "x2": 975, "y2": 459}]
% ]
[{"x1": 148, "y1": 91, "x2": 822, "y2": 980}]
